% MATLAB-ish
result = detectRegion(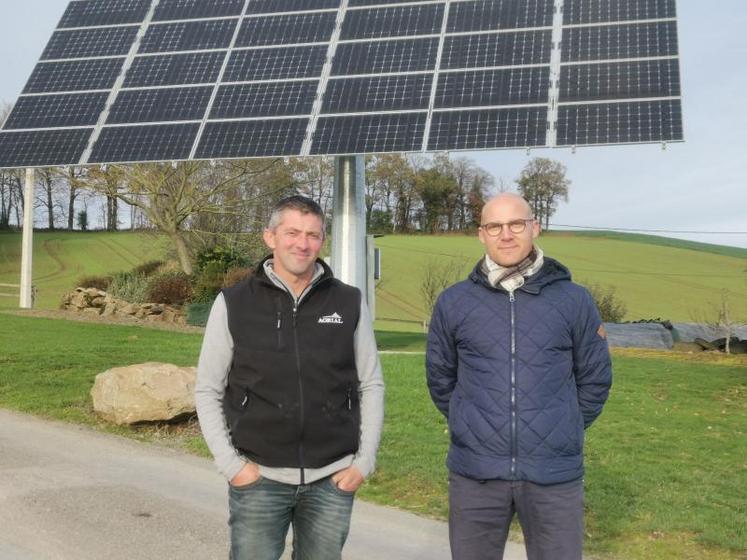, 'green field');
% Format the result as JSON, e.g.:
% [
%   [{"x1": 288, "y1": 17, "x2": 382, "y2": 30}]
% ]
[
  {"x1": 0, "y1": 231, "x2": 169, "y2": 310},
  {"x1": 1, "y1": 231, "x2": 745, "y2": 328},
  {"x1": 375, "y1": 233, "x2": 747, "y2": 330},
  {"x1": 0, "y1": 313, "x2": 745, "y2": 559}
]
